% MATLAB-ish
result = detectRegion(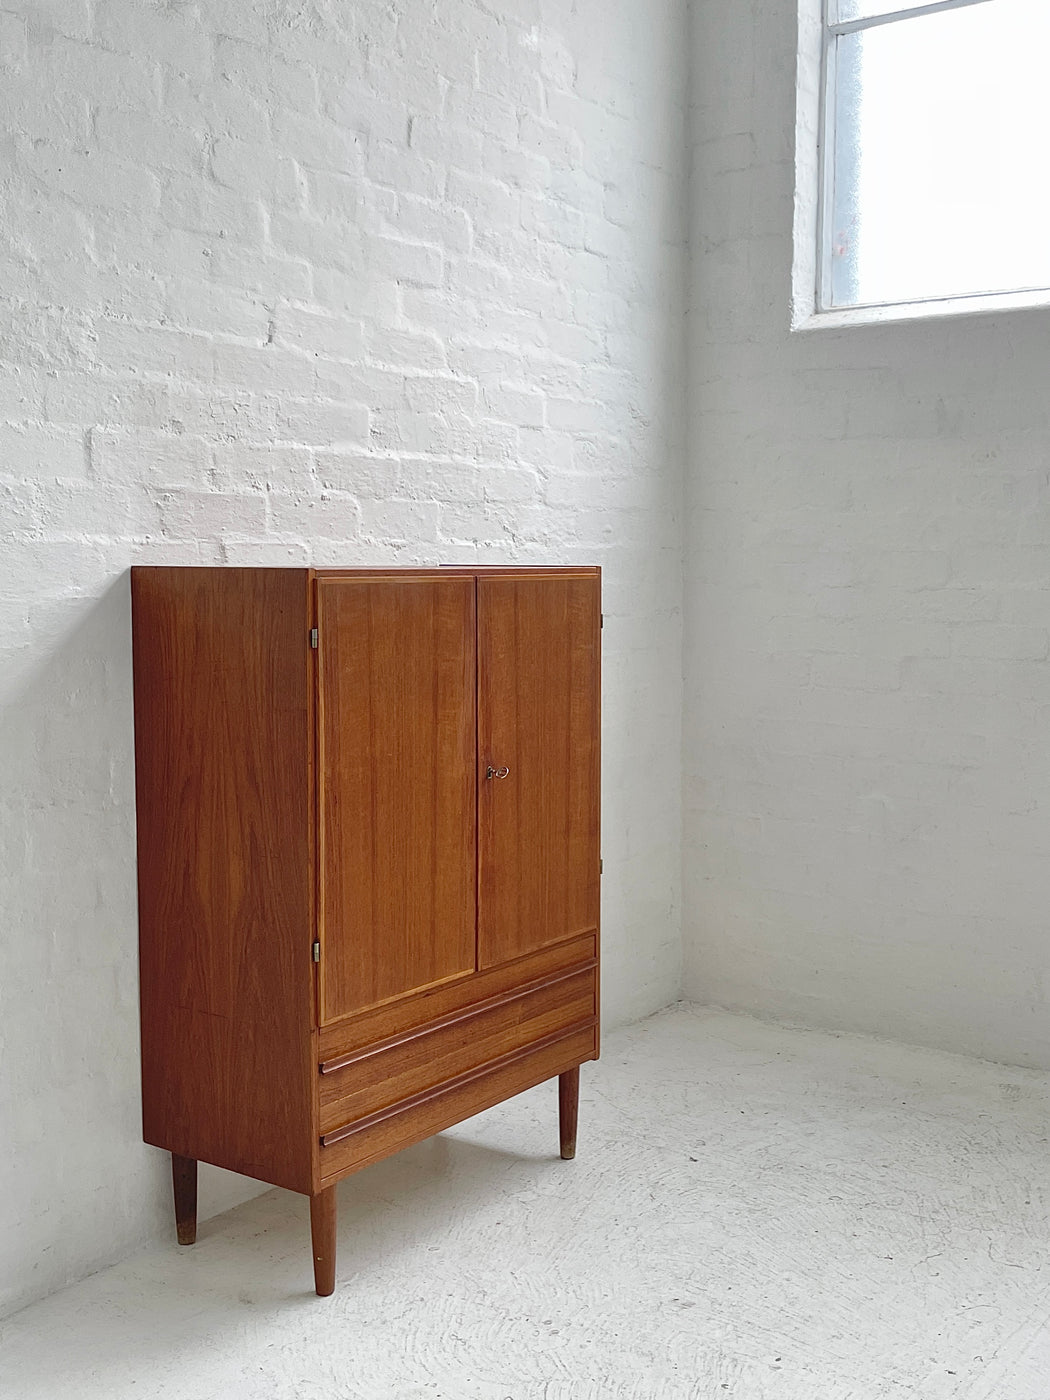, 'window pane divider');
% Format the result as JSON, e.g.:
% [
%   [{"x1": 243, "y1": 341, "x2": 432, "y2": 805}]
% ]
[{"x1": 829, "y1": 0, "x2": 991, "y2": 38}]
